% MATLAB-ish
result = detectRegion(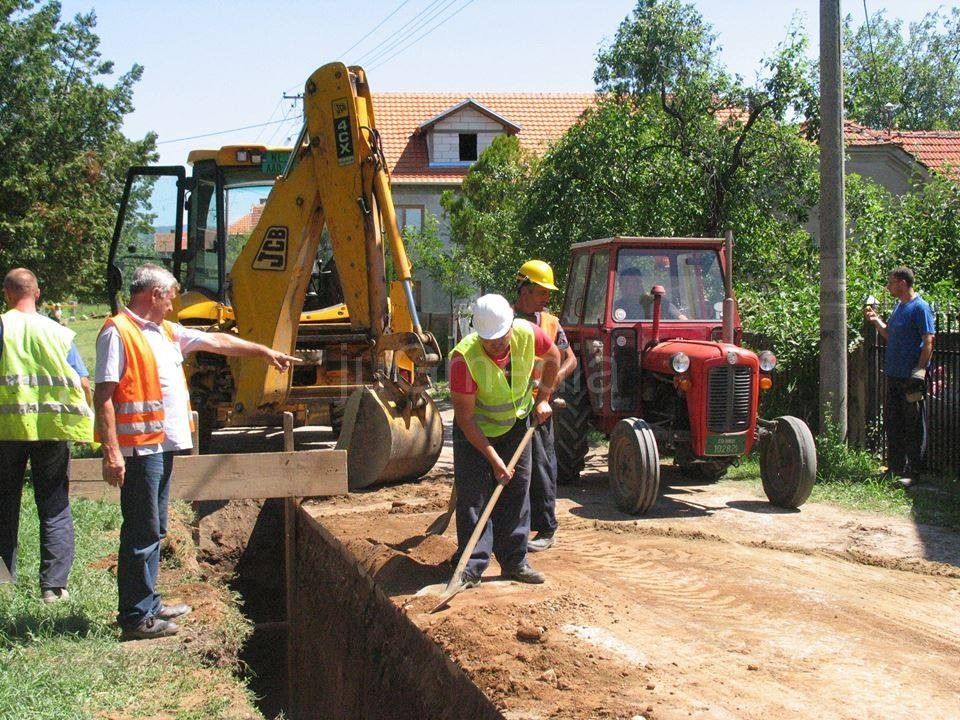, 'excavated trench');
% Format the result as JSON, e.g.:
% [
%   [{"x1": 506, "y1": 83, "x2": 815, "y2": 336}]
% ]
[{"x1": 195, "y1": 499, "x2": 500, "y2": 720}]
